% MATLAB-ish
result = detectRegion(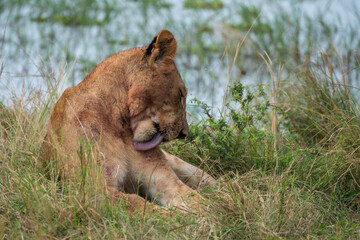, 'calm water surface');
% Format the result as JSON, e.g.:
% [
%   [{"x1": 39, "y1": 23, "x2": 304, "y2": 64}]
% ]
[{"x1": 0, "y1": 0, "x2": 359, "y2": 113}]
